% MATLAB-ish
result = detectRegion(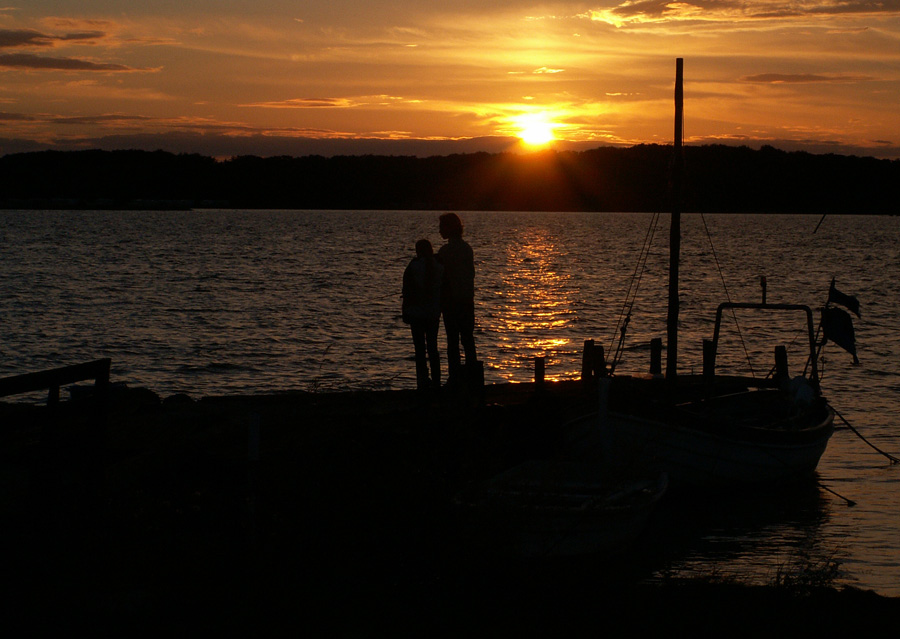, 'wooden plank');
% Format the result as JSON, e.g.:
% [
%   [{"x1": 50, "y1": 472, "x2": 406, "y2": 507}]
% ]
[{"x1": 0, "y1": 358, "x2": 111, "y2": 399}]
